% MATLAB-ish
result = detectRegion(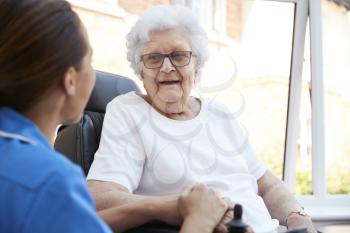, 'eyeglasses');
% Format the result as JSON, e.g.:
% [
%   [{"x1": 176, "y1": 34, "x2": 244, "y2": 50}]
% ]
[{"x1": 141, "y1": 51, "x2": 194, "y2": 69}]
